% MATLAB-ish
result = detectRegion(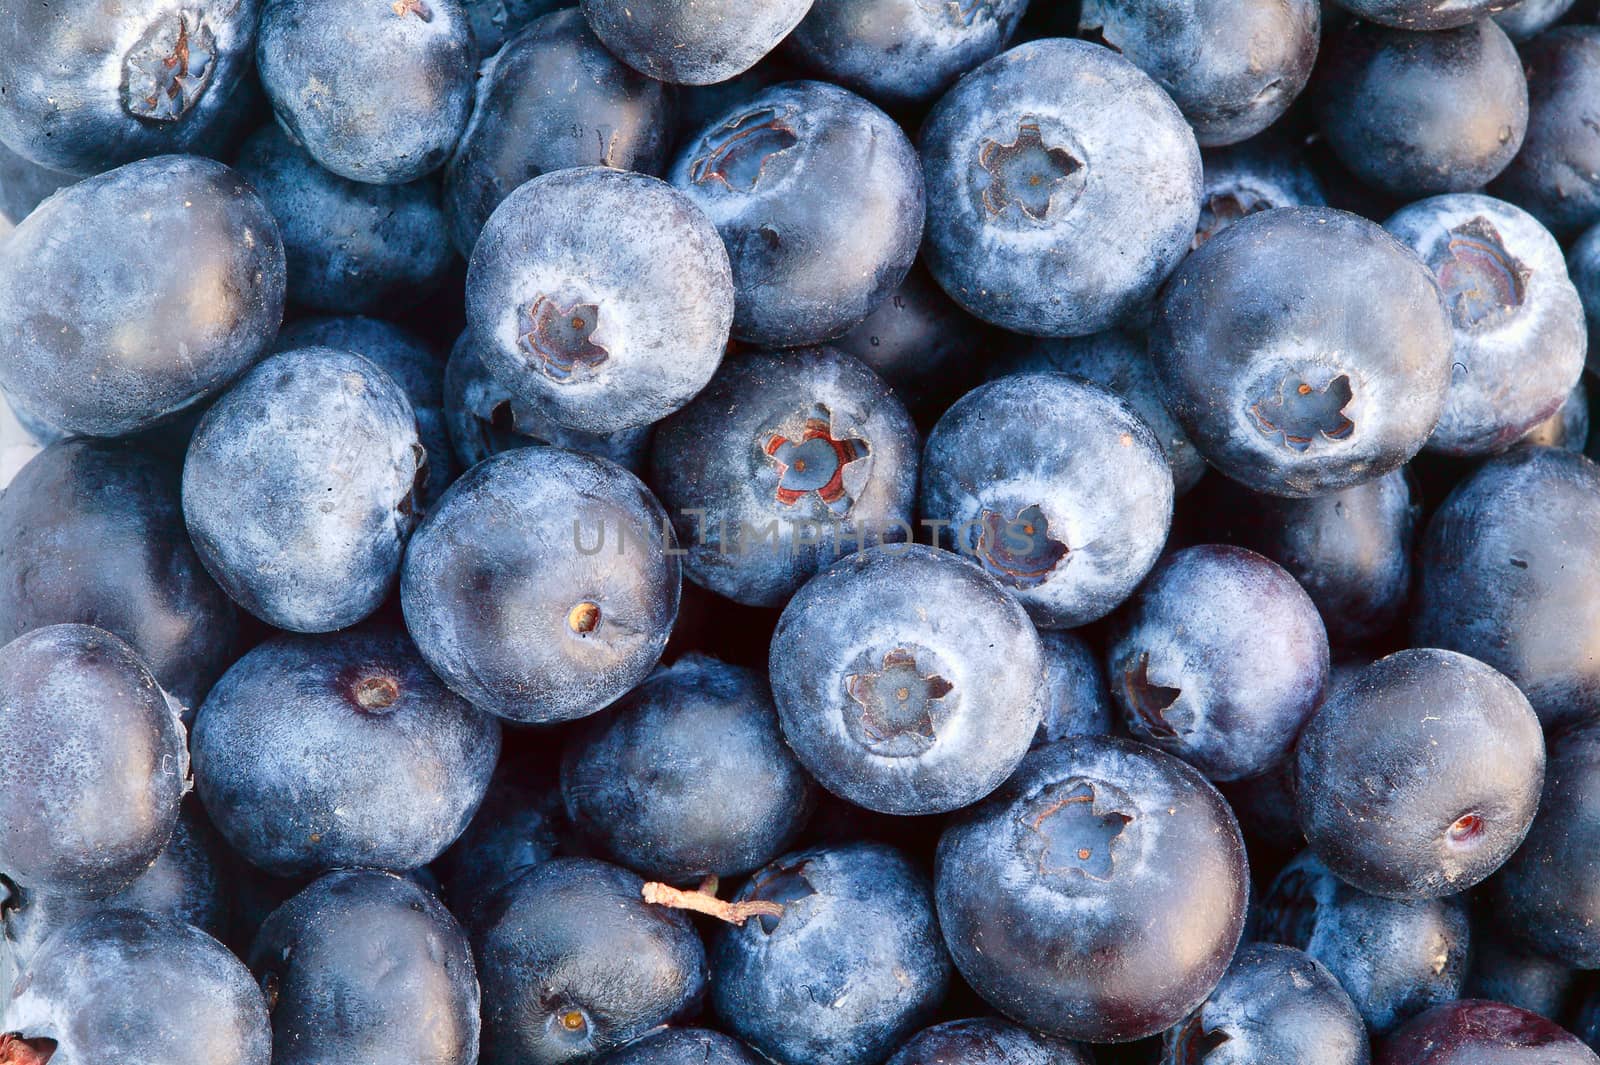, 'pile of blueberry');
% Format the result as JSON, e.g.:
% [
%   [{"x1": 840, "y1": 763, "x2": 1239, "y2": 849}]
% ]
[{"x1": 6, "y1": 0, "x2": 1600, "y2": 1061}]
